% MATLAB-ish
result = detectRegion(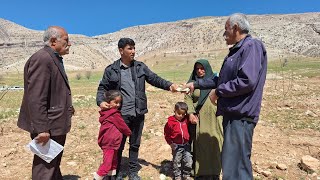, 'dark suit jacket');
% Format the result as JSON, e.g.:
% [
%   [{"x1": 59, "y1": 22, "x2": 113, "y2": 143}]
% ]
[{"x1": 18, "y1": 46, "x2": 73, "y2": 136}]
